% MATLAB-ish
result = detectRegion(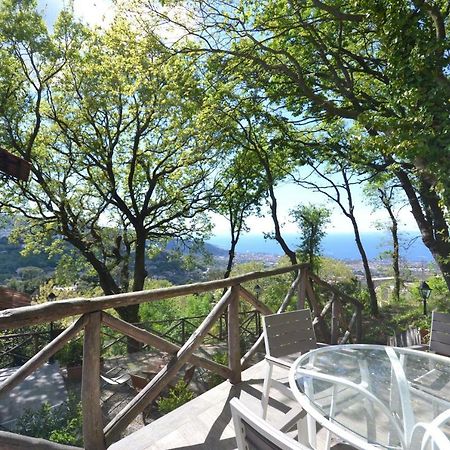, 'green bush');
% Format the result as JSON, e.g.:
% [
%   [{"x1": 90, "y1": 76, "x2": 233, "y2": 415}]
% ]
[
  {"x1": 207, "y1": 351, "x2": 228, "y2": 388},
  {"x1": 55, "y1": 339, "x2": 83, "y2": 367},
  {"x1": 156, "y1": 380, "x2": 195, "y2": 414},
  {"x1": 14, "y1": 394, "x2": 82, "y2": 446}
]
